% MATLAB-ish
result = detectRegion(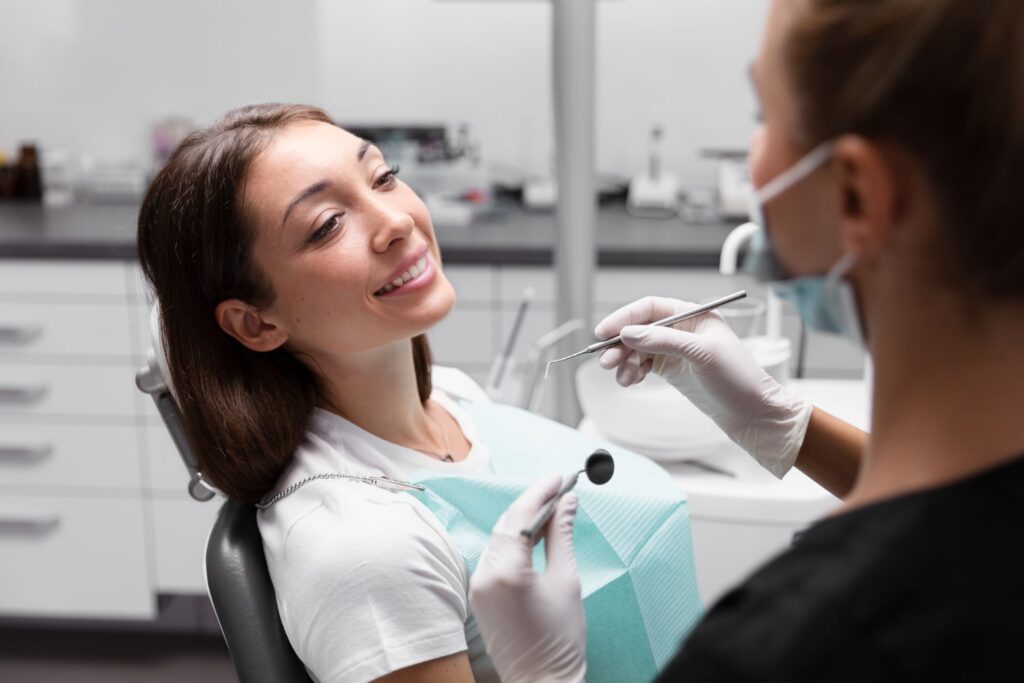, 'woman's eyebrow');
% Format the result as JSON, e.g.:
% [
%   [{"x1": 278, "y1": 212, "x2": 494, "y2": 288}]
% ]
[
  {"x1": 282, "y1": 180, "x2": 331, "y2": 228},
  {"x1": 280, "y1": 142, "x2": 380, "y2": 228}
]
